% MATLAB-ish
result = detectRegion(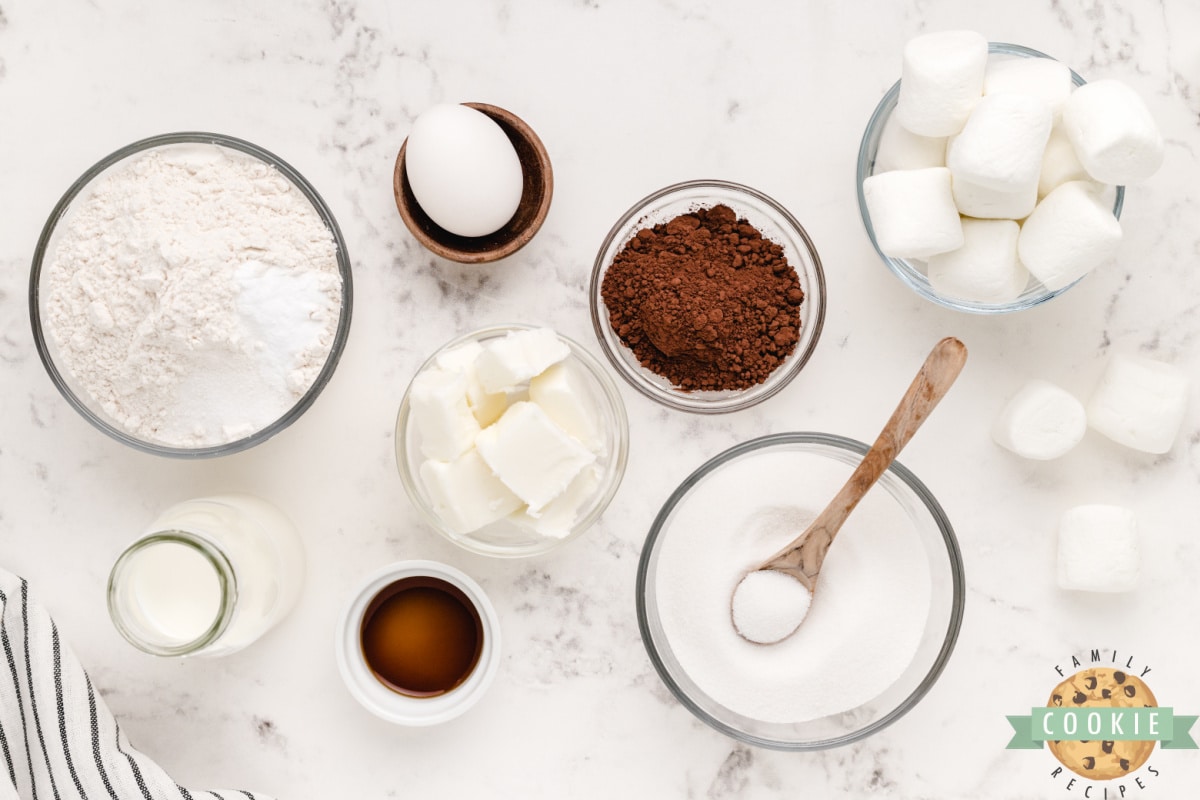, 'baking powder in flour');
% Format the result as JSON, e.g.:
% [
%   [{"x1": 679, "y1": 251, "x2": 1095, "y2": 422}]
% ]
[
  {"x1": 655, "y1": 449, "x2": 931, "y2": 724},
  {"x1": 44, "y1": 143, "x2": 342, "y2": 447}
]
